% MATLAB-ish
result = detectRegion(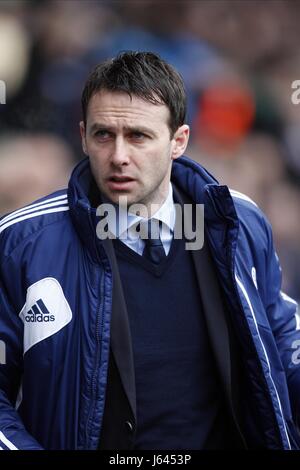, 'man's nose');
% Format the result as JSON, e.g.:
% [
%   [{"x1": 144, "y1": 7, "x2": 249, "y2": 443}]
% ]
[{"x1": 111, "y1": 137, "x2": 130, "y2": 166}]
